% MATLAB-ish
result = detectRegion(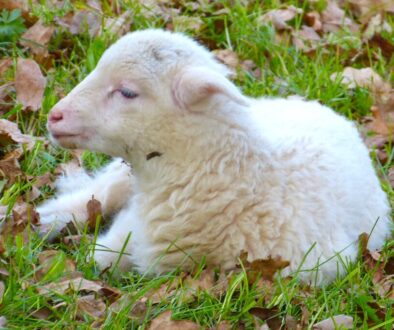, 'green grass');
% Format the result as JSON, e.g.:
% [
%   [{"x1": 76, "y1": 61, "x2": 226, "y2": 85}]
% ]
[{"x1": 0, "y1": 0, "x2": 393, "y2": 329}]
